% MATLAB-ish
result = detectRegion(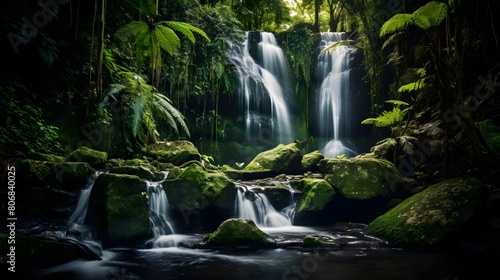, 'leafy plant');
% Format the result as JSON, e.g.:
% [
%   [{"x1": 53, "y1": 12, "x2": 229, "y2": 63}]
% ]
[
  {"x1": 361, "y1": 100, "x2": 410, "y2": 130},
  {"x1": 100, "y1": 71, "x2": 190, "y2": 146}
]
